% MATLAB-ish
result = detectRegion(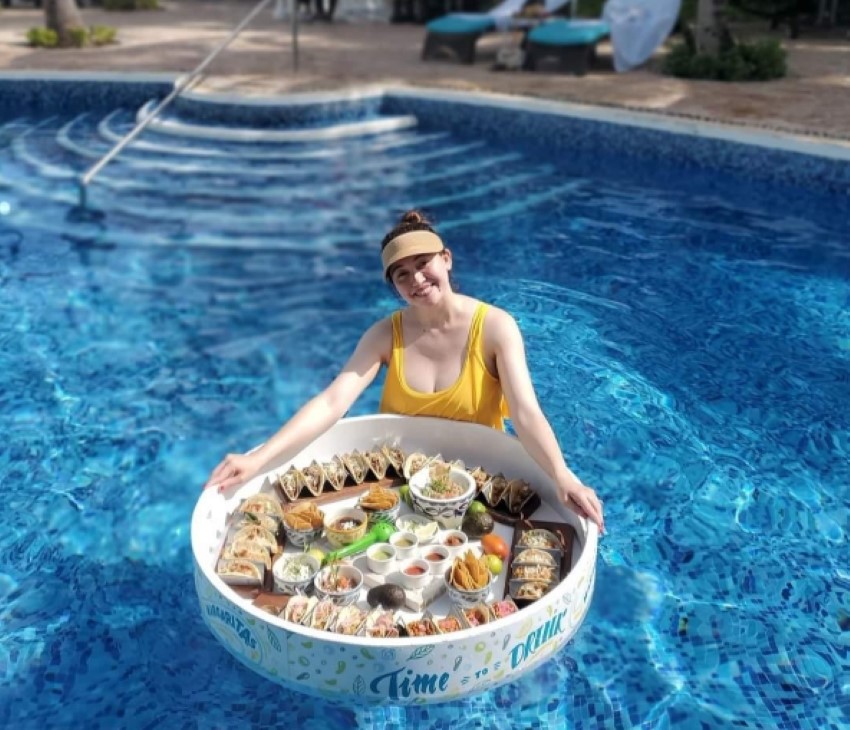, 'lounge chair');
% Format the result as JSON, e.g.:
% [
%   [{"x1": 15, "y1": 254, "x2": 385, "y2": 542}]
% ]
[
  {"x1": 422, "y1": 0, "x2": 571, "y2": 65},
  {"x1": 523, "y1": 18, "x2": 610, "y2": 75}
]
